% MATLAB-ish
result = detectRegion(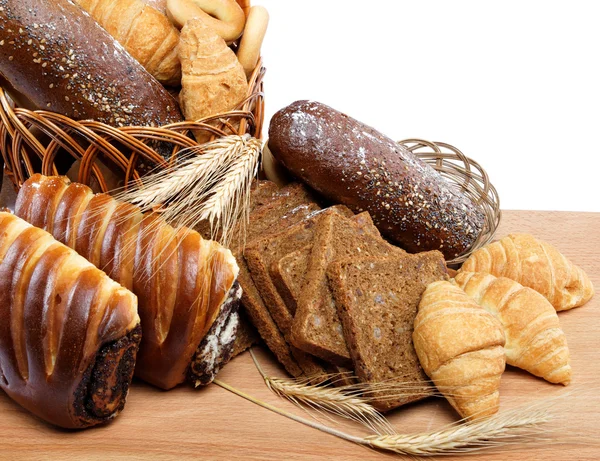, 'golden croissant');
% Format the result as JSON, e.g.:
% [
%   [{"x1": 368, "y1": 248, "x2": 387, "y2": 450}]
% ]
[
  {"x1": 75, "y1": 0, "x2": 181, "y2": 86},
  {"x1": 454, "y1": 272, "x2": 571, "y2": 385},
  {"x1": 413, "y1": 280, "x2": 506, "y2": 420},
  {"x1": 0, "y1": 212, "x2": 141, "y2": 428},
  {"x1": 459, "y1": 233, "x2": 593, "y2": 311},
  {"x1": 15, "y1": 174, "x2": 241, "y2": 390}
]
